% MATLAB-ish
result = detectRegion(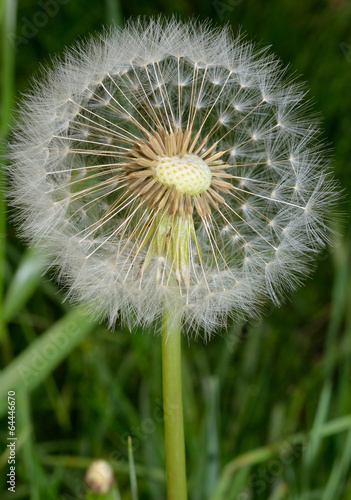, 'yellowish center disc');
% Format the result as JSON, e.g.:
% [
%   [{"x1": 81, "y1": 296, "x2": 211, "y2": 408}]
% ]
[{"x1": 154, "y1": 154, "x2": 212, "y2": 196}]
